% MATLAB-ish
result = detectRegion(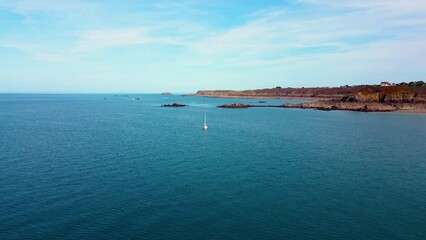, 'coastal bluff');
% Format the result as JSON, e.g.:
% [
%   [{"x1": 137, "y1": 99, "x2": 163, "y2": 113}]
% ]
[
  {"x1": 192, "y1": 84, "x2": 426, "y2": 113},
  {"x1": 192, "y1": 85, "x2": 426, "y2": 101}
]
